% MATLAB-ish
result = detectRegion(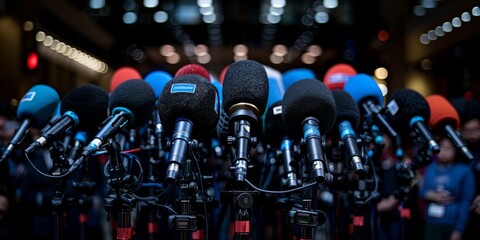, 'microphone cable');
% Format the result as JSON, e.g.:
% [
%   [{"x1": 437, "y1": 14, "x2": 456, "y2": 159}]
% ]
[
  {"x1": 245, "y1": 179, "x2": 318, "y2": 195},
  {"x1": 190, "y1": 147, "x2": 210, "y2": 240}
]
